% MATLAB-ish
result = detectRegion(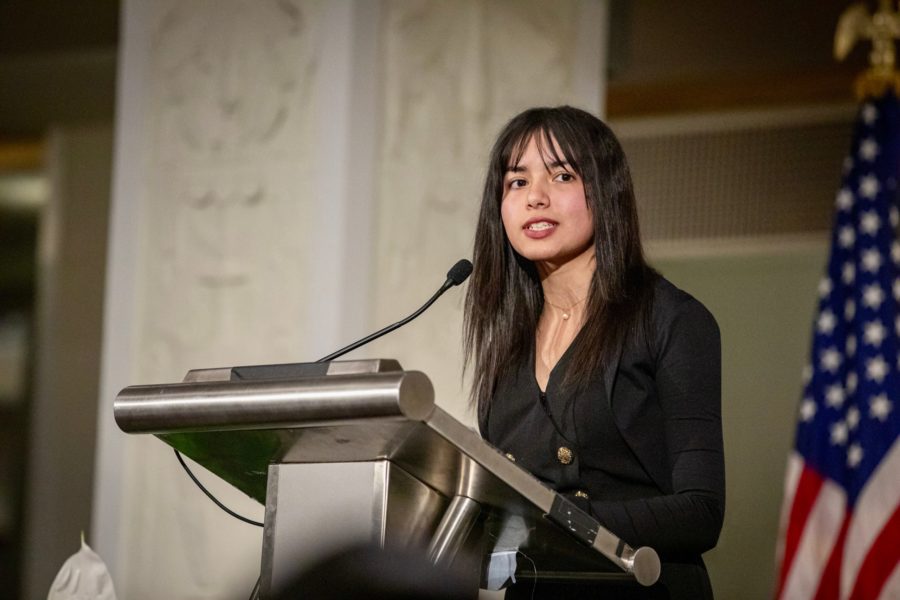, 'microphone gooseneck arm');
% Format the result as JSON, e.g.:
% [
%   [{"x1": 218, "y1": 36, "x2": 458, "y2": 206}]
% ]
[{"x1": 316, "y1": 259, "x2": 472, "y2": 363}]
